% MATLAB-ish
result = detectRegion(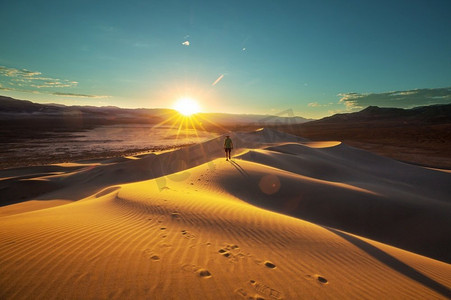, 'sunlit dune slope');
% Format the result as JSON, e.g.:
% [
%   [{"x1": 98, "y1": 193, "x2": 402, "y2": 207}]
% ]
[
  {"x1": 1, "y1": 159, "x2": 450, "y2": 299},
  {"x1": 0, "y1": 128, "x2": 450, "y2": 299}
]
